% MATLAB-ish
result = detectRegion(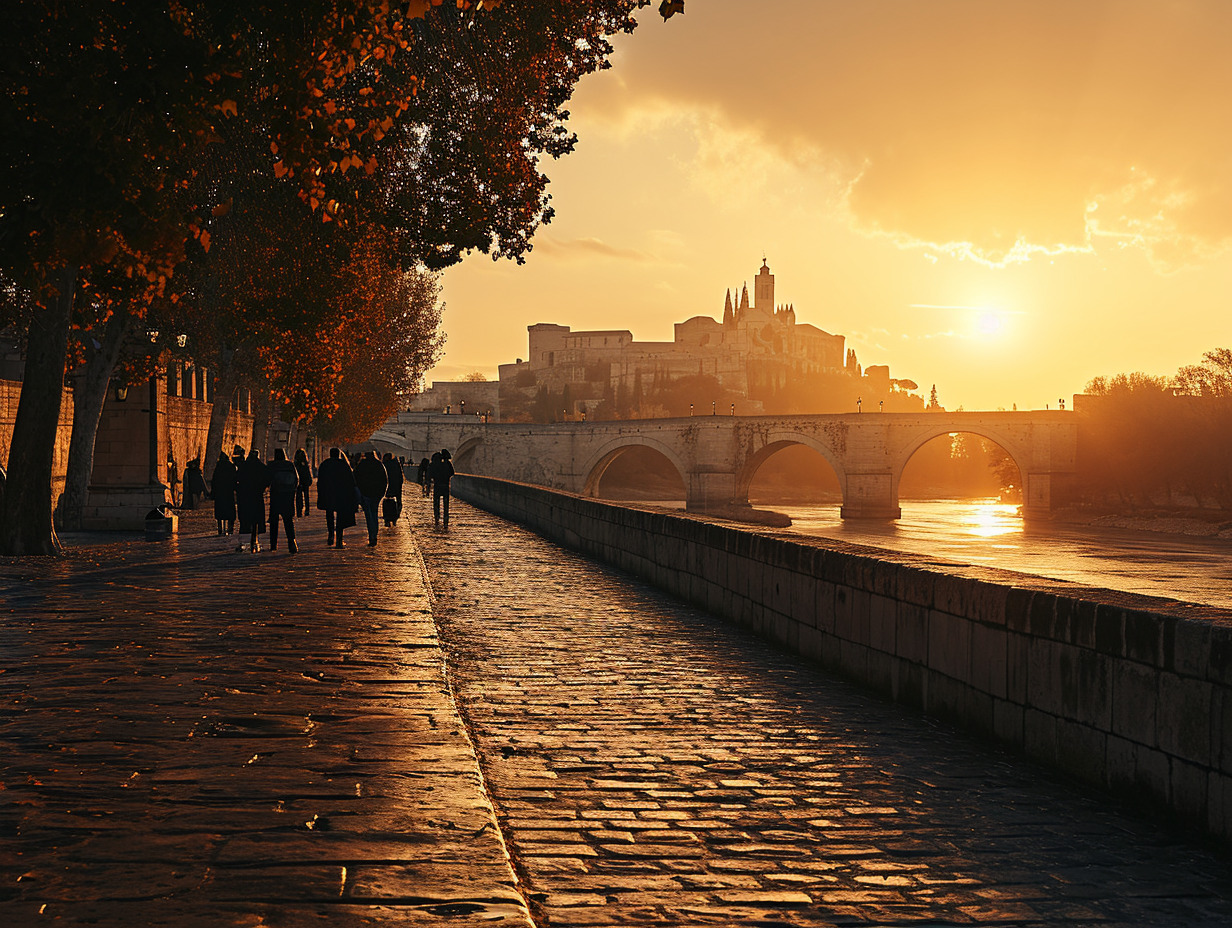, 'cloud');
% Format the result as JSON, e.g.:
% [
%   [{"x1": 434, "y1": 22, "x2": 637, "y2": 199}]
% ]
[
  {"x1": 534, "y1": 235, "x2": 651, "y2": 262},
  {"x1": 591, "y1": 0, "x2": 1232, "y2": 266}
]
